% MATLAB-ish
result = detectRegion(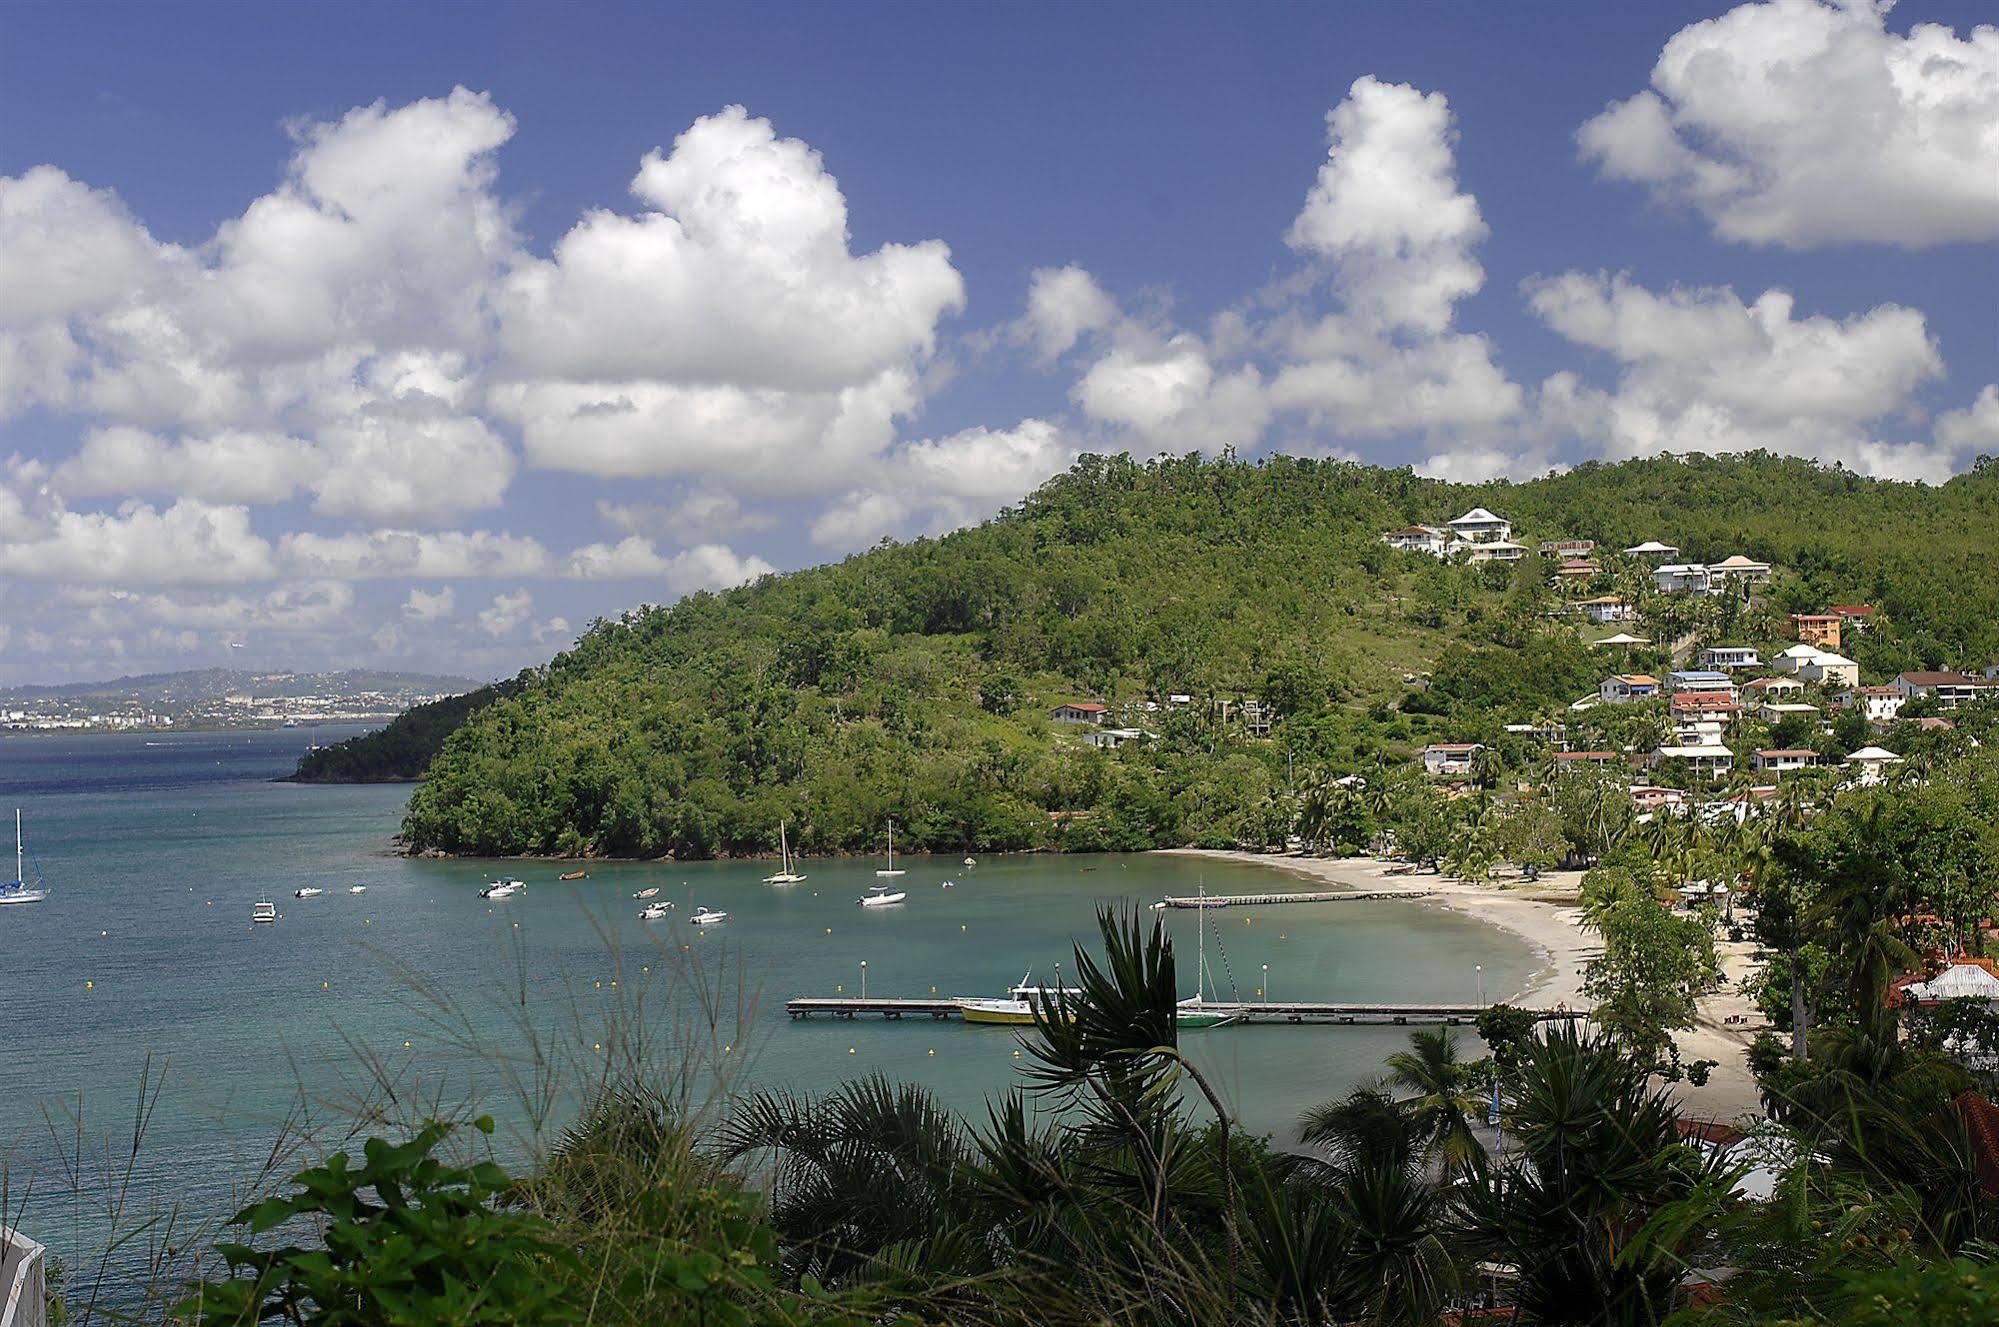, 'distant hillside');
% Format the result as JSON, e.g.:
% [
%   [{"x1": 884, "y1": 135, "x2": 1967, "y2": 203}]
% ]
[
  {"x1": 0, "y1": 667, "x2": 481, "y2": 705},
  {"x1": 367, "y1": 451, "x2": 1999, "y2": 858}
]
